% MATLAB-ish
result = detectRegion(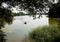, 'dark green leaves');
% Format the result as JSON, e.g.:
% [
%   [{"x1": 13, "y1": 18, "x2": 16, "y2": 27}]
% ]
[{"x1": 0, "y1": 8, "x2": 14, "y2": 28}]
